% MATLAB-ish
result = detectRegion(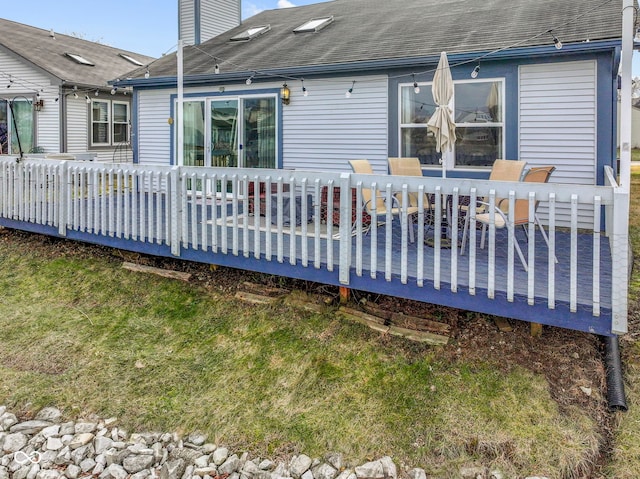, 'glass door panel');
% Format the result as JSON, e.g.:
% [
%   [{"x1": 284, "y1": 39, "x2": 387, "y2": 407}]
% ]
[
  {"x1": 211, "y1": 99, "x2": 238, "y2": 167},
  {"x1": 242, "y1": 97, "x2": 276, "y2": 168},
  {"x1": 0, "y1": 101, "x2": 7, "y2": 154},
  {"x1": 183, "y1": 101, "x2": 205, "y2": 167}
]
